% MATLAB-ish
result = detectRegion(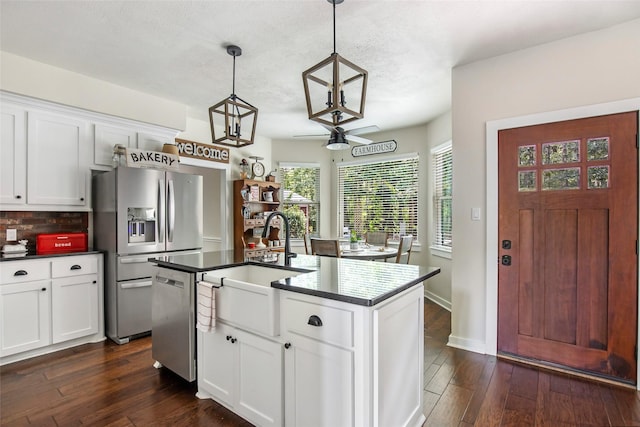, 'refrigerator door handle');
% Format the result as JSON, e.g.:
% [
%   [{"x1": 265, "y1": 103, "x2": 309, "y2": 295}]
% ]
[
  {"x1": 158, "y1": 179, "x2": 165, "y2": 243},
  {"x1": 168, "y1": 179, "x2": 175, "y2": 243}
]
